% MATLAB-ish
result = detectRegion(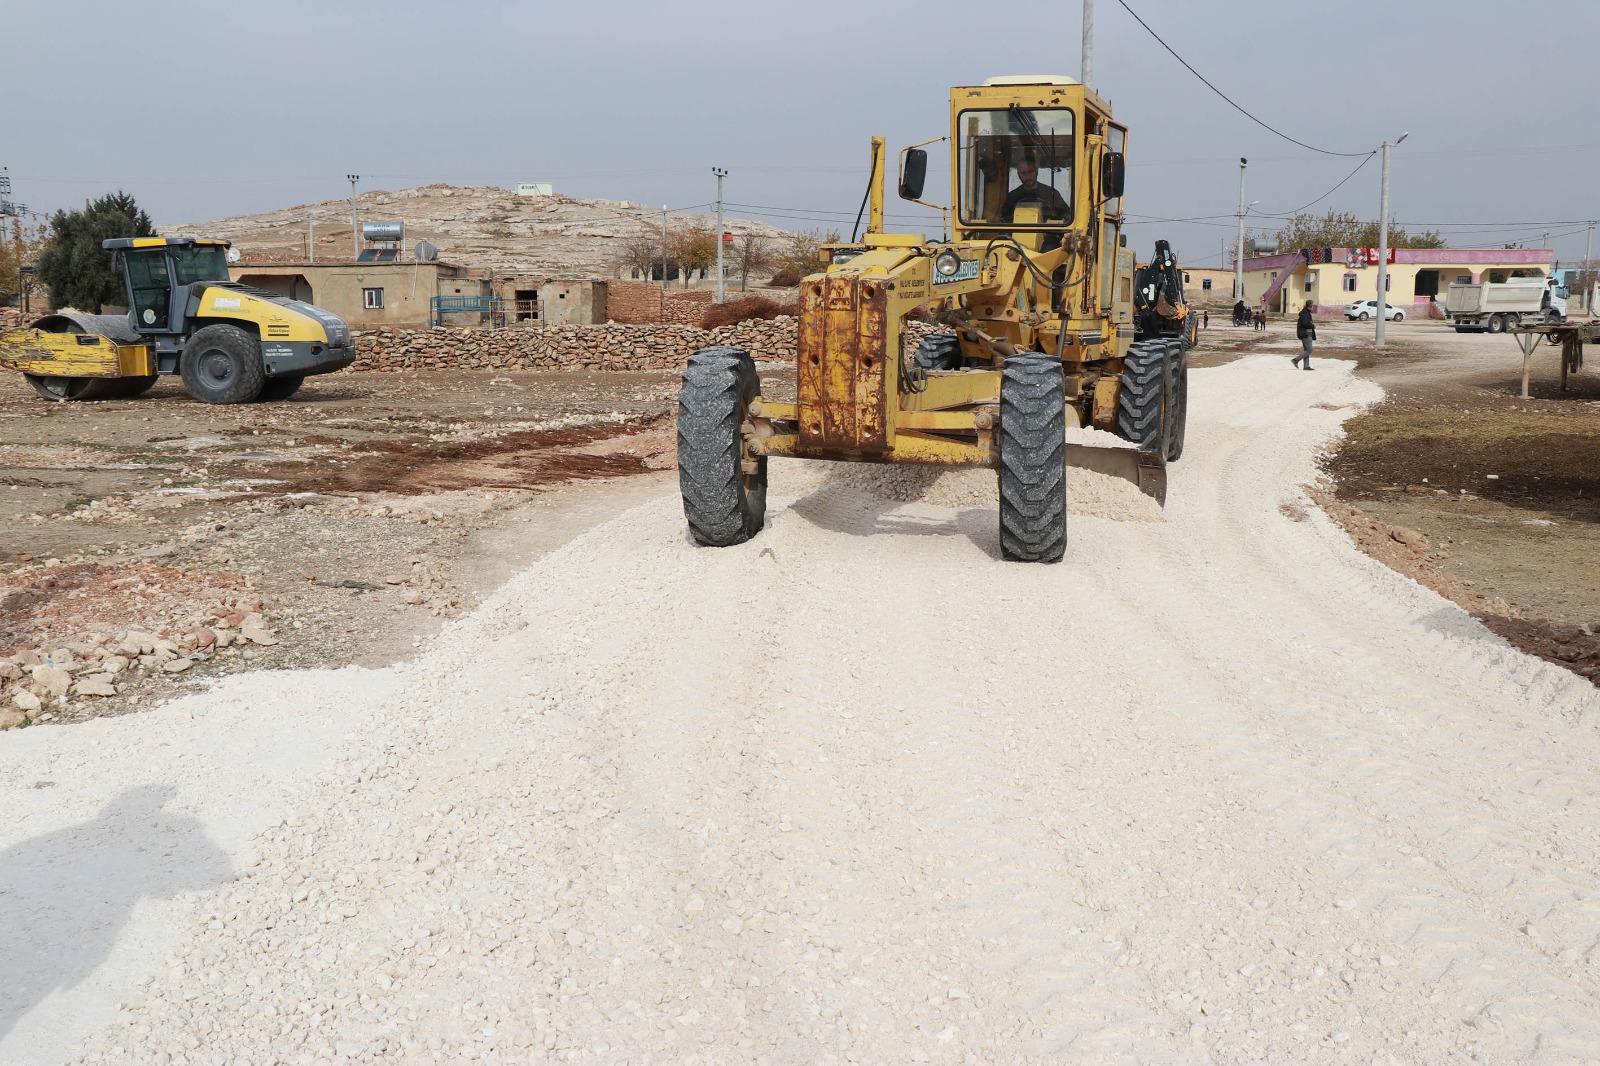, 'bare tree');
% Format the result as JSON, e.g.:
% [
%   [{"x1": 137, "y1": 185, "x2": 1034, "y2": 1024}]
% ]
[
  {"x1": 618, "y1": 233, "x2": 662, "y2": 280},
  {"x1": 731, "y1": 232, "x2": 771, "y2": 292}
]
